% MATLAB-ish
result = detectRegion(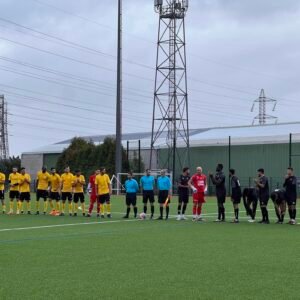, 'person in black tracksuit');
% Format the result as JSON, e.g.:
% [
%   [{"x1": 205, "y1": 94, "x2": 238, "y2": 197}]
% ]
[
  {"x1": 270, "y1": 189, "x2": 286, "y2": 224},
  {"x1": 229, "y1": 169, "x2": 242, "y2": 223},
  {"x1": 283, "y1": 167, "x2": 297, "y2": 225},
  {"x1": 210, "y1": 164, "x2": 226, "y2": 222},
  {"x1": 243, "y1": 187, "x2": 258, "y2": 223},
  {"x1": 255, "y1": 168, "x2": 270, "y2": 224}
]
